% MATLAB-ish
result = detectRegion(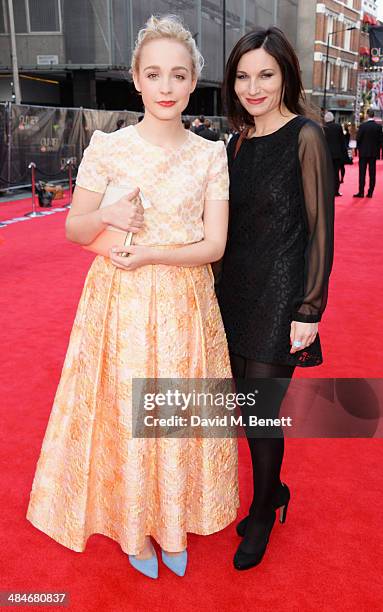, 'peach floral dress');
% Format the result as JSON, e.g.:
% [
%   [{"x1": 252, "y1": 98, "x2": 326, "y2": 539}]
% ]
[{"x1": 26, "y1": 125, "x2": 239, "y2": 555}]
